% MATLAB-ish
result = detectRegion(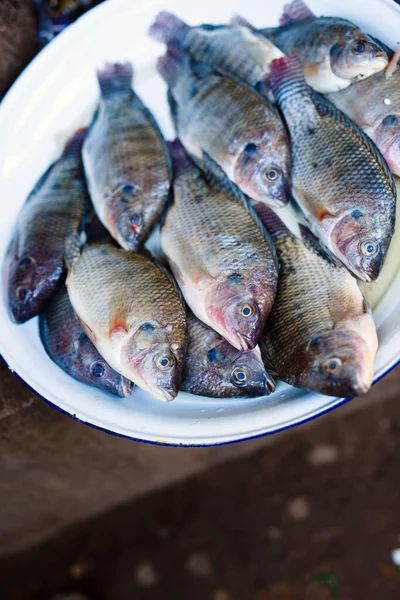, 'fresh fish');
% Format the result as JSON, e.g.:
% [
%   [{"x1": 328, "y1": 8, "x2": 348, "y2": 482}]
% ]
[
  {"x1": 249, "y1": 0, "x2": 388, "y2": 93},
  {"x1": 4, "y1": 129, "x2": 91, "y2": 324},
  {"x1": 157, "y1": 49, "x2": 291, "y2": 209},
  {"x1": 83, "y1": 62, "x2": 171, "y2": 251},
  {"x1": 256, "y1": 206, "x2": 378, "y2": 397},
  {"x1": 40, "y1": 286, "x2": 133, "y2": 397},
  {"x1": 161, "y1": 140, "x2": 278, "y2": 352},
  {"x1": 65, "y1": 242, "x2": 187, "y2": 402},
  {"x1": 181, "y1": 311, "x2": 275, "y2": 398},
  {"x1": 328, "y1": 46, "x2": 400, "y2": 176},
  {"x1": 149, "y1": 12, "x2": 283, "y2": 89},
  {"x1": 268, "y1": 52, "x2": 396, "y2": 282}
]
